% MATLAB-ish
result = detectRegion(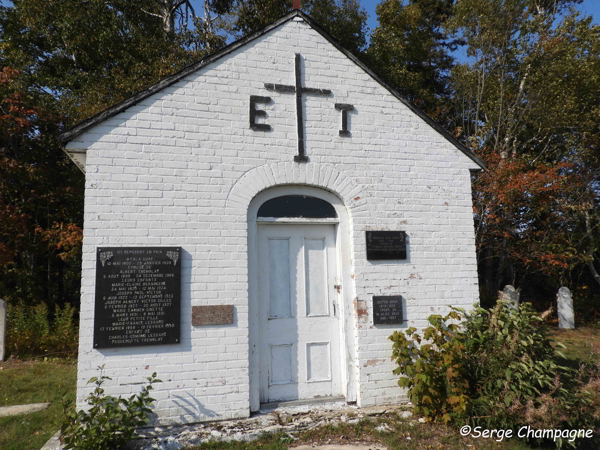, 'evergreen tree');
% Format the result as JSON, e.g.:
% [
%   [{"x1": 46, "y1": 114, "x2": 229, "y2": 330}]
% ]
[
  {"x1": 369, "y1": 0, "x2": 459, "y2": 119},
  {"x1": 231, "y1": 0, "x2": 369, "y2": 55}
]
